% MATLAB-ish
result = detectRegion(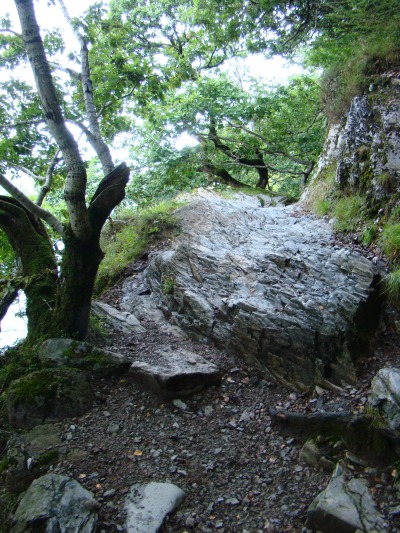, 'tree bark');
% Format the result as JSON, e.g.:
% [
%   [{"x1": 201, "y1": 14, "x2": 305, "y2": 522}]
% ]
[
  {"x1": 208, "y1": 121, "x2": 269, "y2": 189},
  {"x1": 14, "y1": 0, "x2": 91, "y2": 241},
  {"x1": 197, "y1": 163, "x2": 245, "y2": 188},
  {"x1": 0, "y1": 197, "x2": 58, "y2": 341}
]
